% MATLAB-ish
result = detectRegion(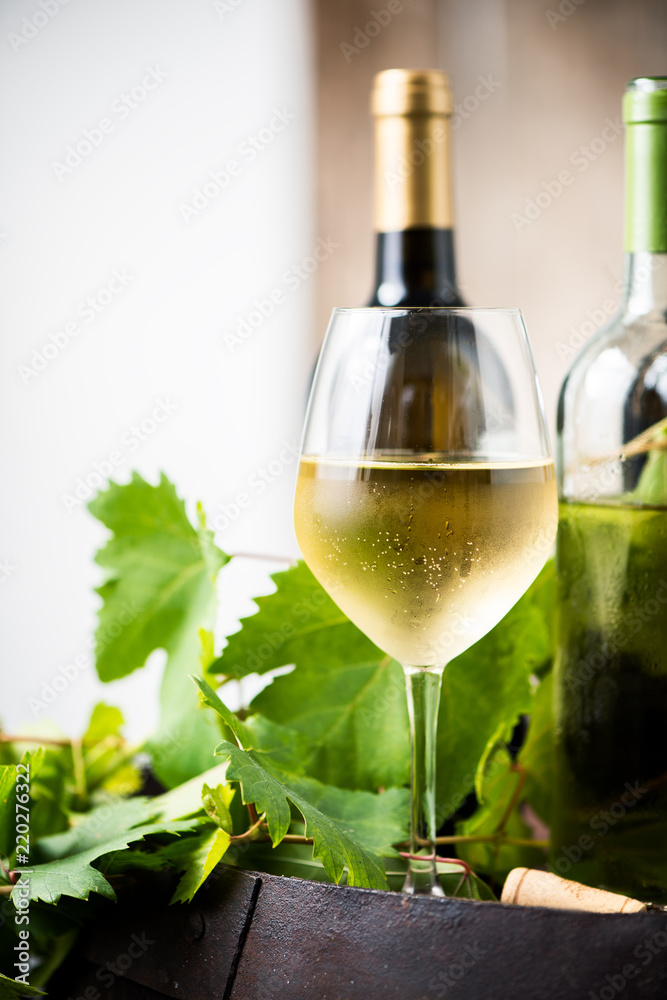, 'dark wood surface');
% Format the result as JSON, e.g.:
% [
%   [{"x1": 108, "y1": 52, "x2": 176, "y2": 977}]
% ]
[{"x1": 51, "y1": 864, "x2": 667, "y2": 999}]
